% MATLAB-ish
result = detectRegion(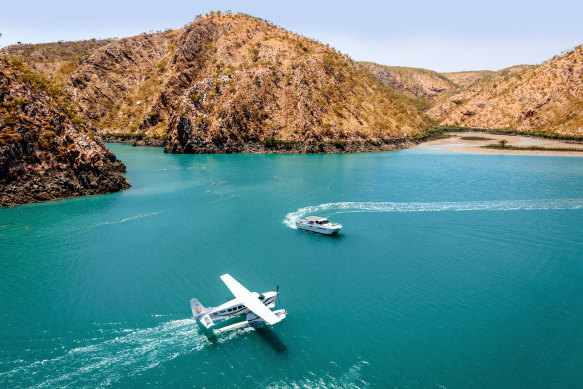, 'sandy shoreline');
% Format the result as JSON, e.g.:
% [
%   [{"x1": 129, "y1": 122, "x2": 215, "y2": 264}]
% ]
[{"x1": 415, "y1": 132, "x2": 583, "y2": 157}]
